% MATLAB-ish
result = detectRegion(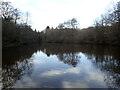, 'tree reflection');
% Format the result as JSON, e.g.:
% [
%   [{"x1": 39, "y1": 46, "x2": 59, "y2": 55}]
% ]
[
  {"x1": 2, "y1": 44, "x2": 40, "y2": 89},
  {"x1": 2, "y1": 59, "x2": 33, "y2": 88},
  {"x1": 94, "y1": 55, "x2": 120, "y2": 89},
  {"x1": 84, "y1": 47, "x2": 120, "y2": 89},
  {"x1": 40, "y1": 43, "x2": 82, "y2": 67},
  {"x1": 57, "y1": 53, "x2": 81, "y2": 67}
]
